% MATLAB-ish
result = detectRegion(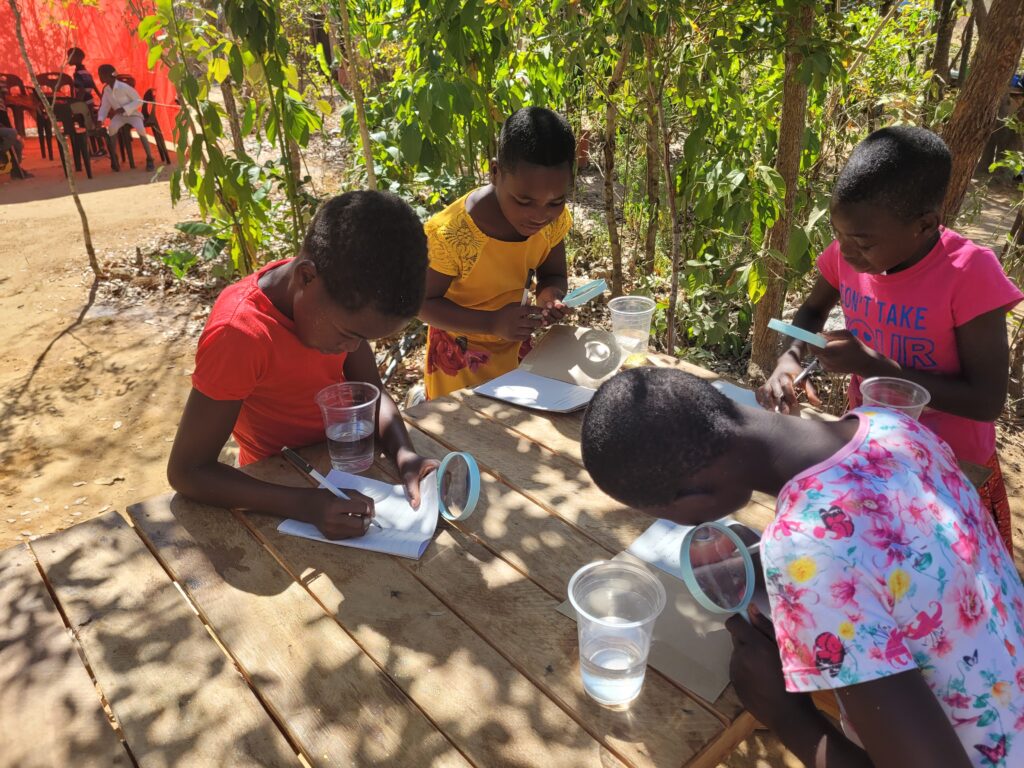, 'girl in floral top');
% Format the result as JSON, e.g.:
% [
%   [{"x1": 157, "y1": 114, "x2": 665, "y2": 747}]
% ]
[
  {"x1": 419, "y1": 107, "x2": 575, "y2": 400},
  {"x1": 582, "y1": 367, "x2": 1024, "y2": 768}
]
